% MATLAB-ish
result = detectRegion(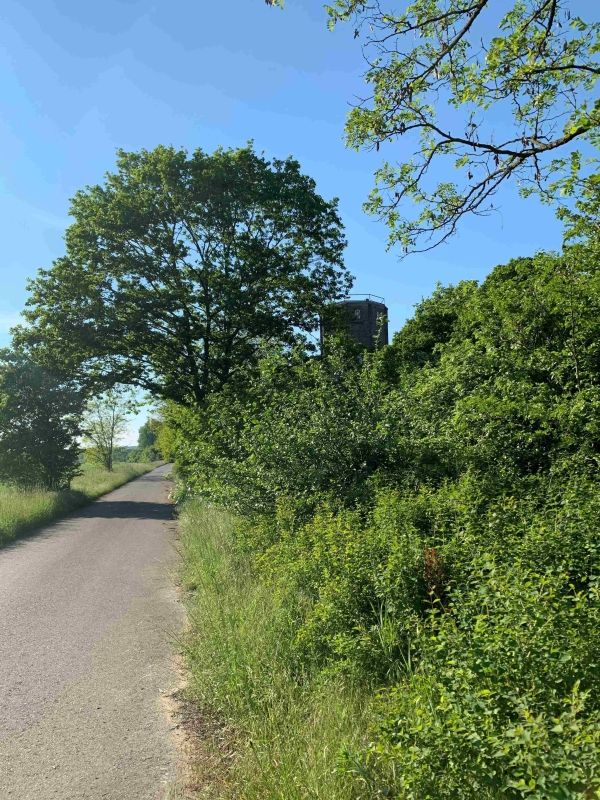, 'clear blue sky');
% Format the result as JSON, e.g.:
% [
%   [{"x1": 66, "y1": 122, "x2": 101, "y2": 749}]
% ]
[{"x1": 0, "y1": 0, "x2": 571, "y2": 436}]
